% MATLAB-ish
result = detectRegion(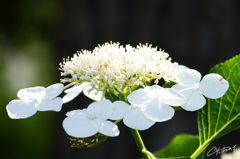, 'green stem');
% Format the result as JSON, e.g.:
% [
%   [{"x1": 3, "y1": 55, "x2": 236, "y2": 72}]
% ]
[
  {"x1": 124, "y1": 84, "x2": 139, "y2": 96},
  {"x1": 130, "y1": 129, "x2": 155, "y2": 159},
  {"x1": 101, "y1": 89, "x2": 106, "y2": 101},
  {"x1": 114, "y1": 119, "x2": 122, "y2": 124},
  {"x1": 63, "y1": 81, "x2": 80, "y2": 89},
  {"x1": 190, "y1": 141, "x2": 210, "y2": 159}
]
